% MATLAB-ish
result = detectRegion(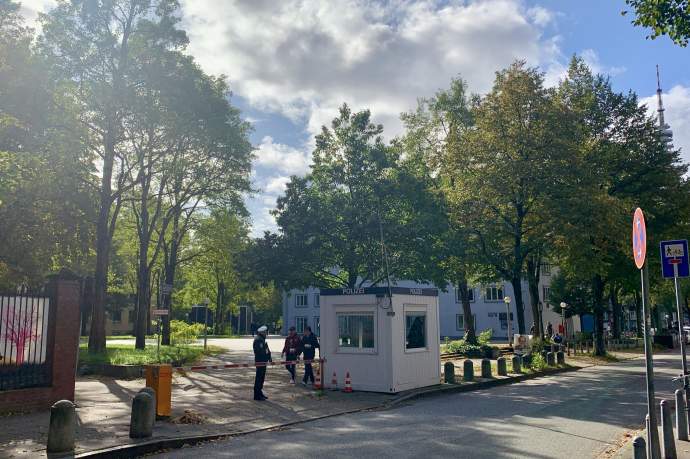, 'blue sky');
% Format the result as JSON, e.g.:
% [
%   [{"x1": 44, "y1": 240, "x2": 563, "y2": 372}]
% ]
[{"x1": 20, "y1": 1, "x2": 690, "y2": 236}]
